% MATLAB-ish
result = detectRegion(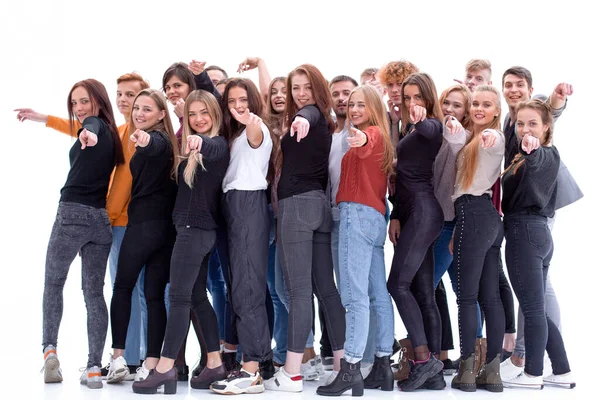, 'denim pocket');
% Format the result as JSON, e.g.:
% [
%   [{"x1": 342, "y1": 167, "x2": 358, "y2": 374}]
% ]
[
  {"x1": 58, "y1": 215, "x2": 91, "y2": 239},
  {"x1": 357, "y1": 205, "x2": 382, "y2": 243},
  {"x1": 526, "y1": 222, "x2": 549, "y2": 249},
  {"x1": 293, "y1": 194, "x2": 324, "y2": 229},
  {"x1": 471, "y1": 211, "x2": 499, "y2": 238}
]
